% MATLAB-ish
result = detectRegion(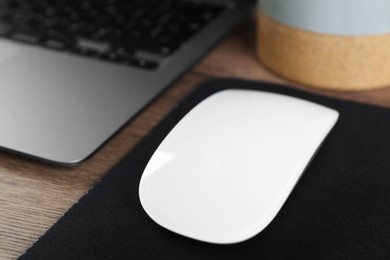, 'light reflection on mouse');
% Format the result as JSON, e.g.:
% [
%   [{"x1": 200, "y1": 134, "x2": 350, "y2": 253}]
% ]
[{"x1": 139, "y1": 89, "x2": 339, "y2": 244}]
